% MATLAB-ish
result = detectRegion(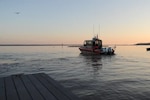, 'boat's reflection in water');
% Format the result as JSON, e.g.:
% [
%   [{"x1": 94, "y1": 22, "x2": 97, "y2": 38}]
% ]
[{"x1": 79, "y1": 53, "x2": 115, "y2": 77}]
